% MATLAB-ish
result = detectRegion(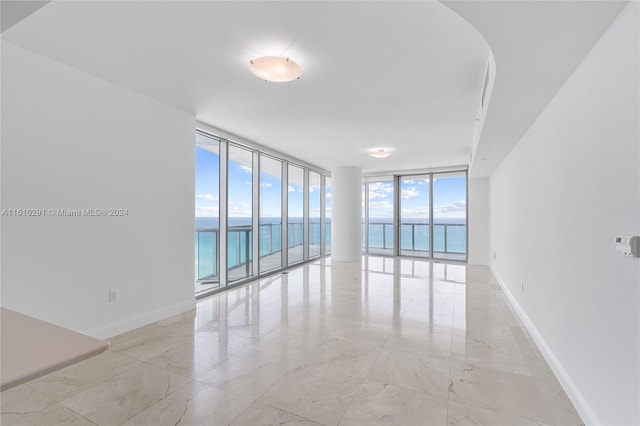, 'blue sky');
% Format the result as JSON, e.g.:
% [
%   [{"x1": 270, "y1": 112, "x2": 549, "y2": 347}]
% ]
[
  {"x1": 368, "y1": 176, "x2": 466, "y2": 219},
  {"x1": 196, "y1": 146, "x2": 305, "y2": 219},
  {"x1": 196, "y1": 146, "x2": 463, "y2": 221}
]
